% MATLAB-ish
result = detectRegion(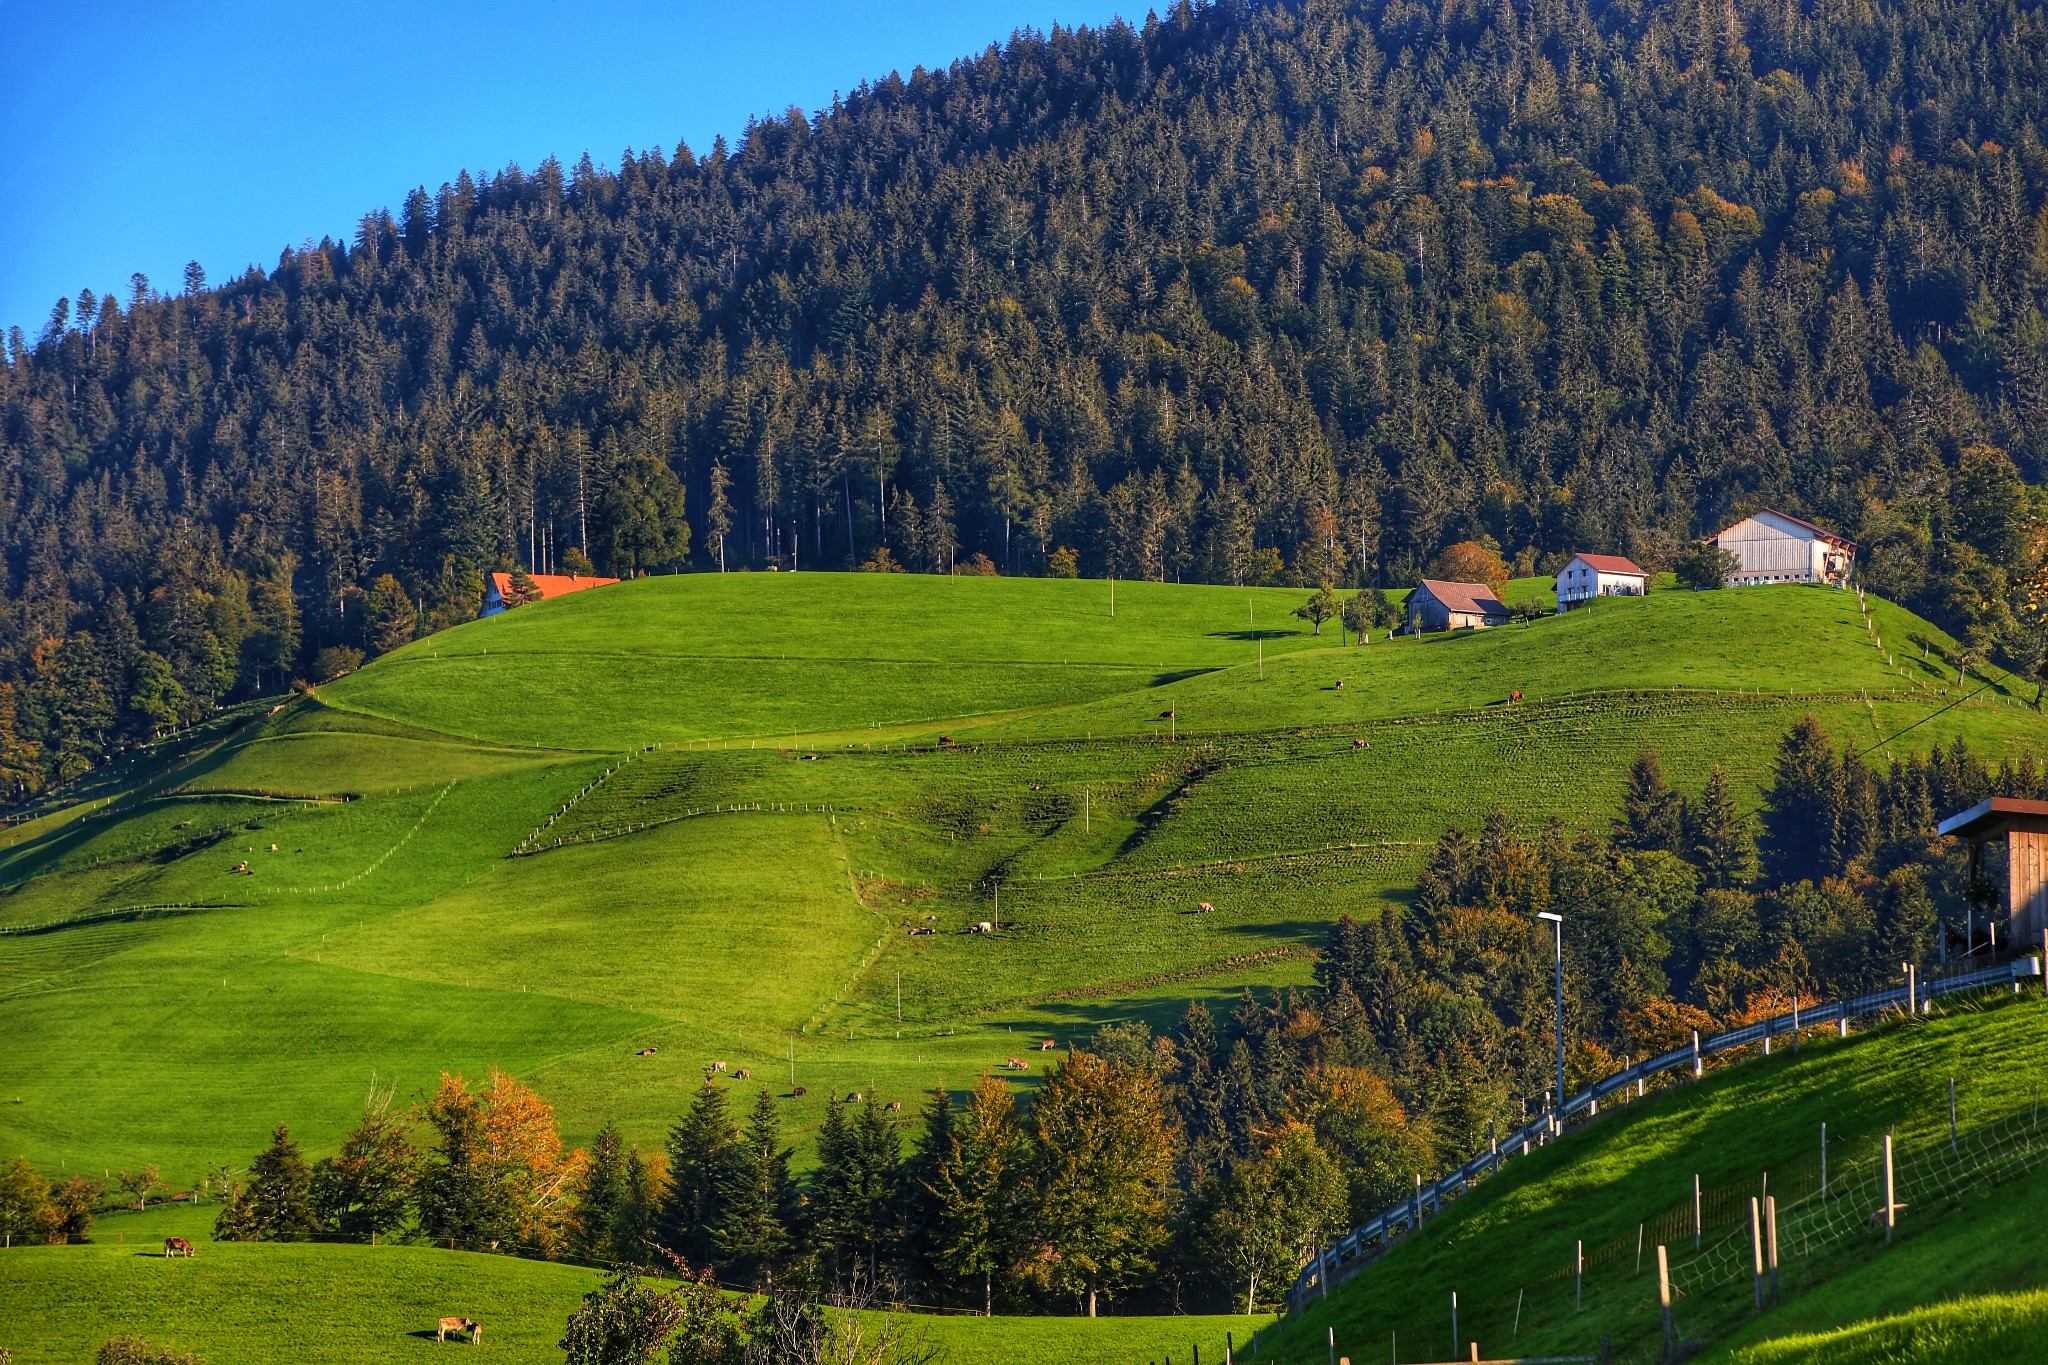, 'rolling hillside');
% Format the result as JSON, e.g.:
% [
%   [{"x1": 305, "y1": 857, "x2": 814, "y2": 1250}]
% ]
[
  {"x1": 1258, "y1": 991, "x2": 2048, "y2": 1365},
  {"x1": 3, "y1": 575, "x2": 2043, "y2": 1185}
]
